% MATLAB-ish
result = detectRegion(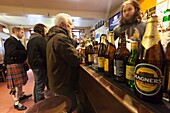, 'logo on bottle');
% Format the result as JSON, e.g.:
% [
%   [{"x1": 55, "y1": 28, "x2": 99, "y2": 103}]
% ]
[{"x1": 134, "y1": 63, "x2": 163, "y2": 96}]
